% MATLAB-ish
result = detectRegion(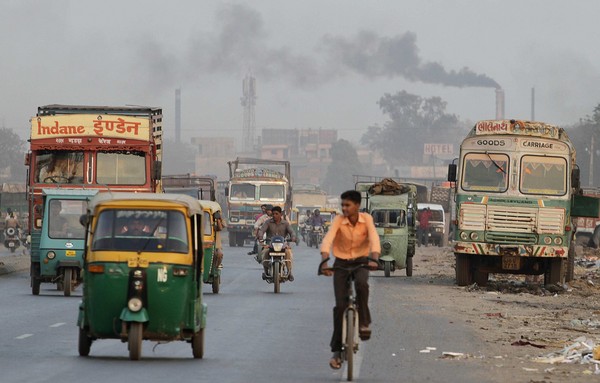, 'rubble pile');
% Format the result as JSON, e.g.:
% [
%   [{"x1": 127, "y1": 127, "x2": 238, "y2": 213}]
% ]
[{"x1": 534, "y1": 337, "x2": 600, "y2": 375}]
